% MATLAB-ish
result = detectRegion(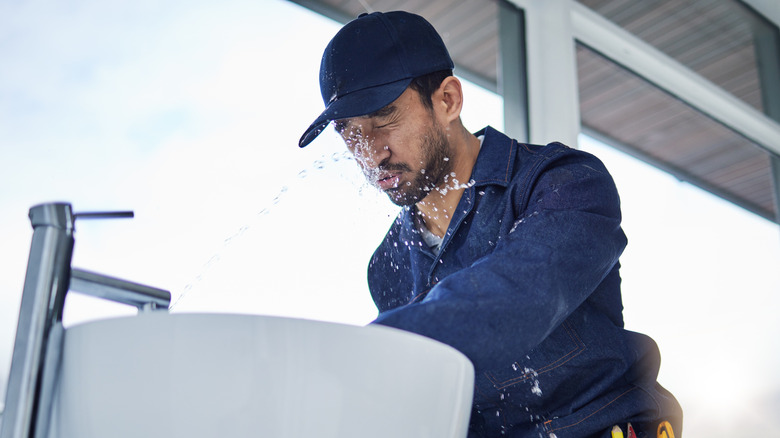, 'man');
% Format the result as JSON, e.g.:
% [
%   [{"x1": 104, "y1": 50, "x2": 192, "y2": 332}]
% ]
[{"x1": 299, "y1": 11, "x2": 682, "y2": 438}]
